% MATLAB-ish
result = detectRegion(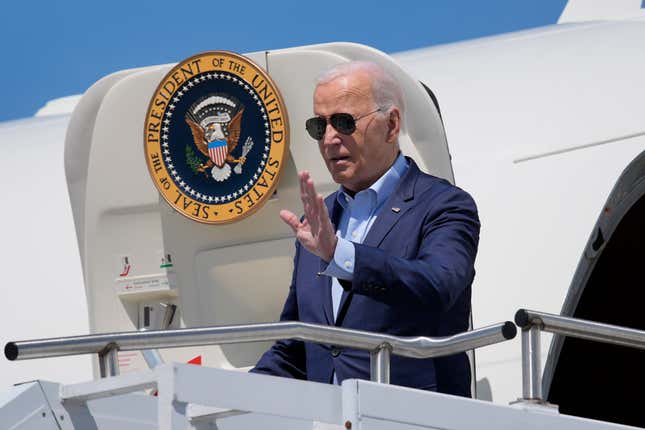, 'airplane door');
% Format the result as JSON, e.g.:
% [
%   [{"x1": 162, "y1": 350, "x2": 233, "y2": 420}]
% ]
[
  {"x1": 543, "y1": 149, "x2": 645, "y2": 427},
  {"x1": 65, "y1": 42, "x2": 455, "y2": 376}
]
